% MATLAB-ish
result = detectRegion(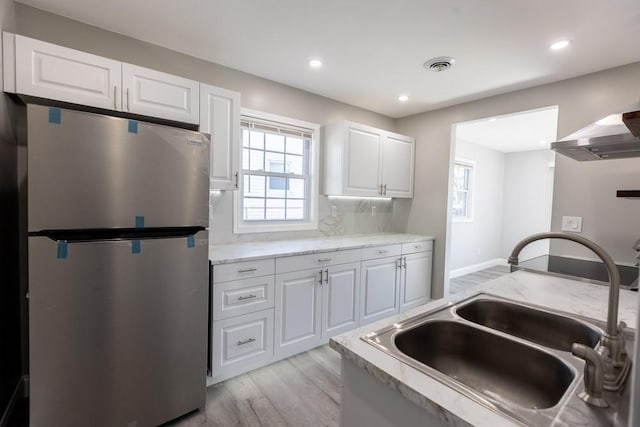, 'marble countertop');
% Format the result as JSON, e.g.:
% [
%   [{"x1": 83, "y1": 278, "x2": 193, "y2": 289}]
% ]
[
  {"x1": 210, "y1": 233, "x2": 434, "y2": 264},
  {"x1": 330, "y1": 270, "x2": 638, "y2": 427}
]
